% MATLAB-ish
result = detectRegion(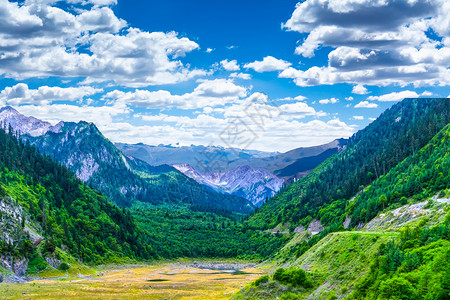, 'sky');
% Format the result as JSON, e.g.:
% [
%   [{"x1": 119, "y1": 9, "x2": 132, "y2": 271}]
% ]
[{"x1": 0, "y1": 0, "x2": 449, "y2": 152}]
